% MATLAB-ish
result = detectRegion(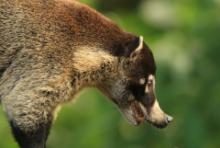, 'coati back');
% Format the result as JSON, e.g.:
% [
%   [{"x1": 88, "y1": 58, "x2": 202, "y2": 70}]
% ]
[{"x1": 0, "y1": 0, "x2": 172, "y2": 148}]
